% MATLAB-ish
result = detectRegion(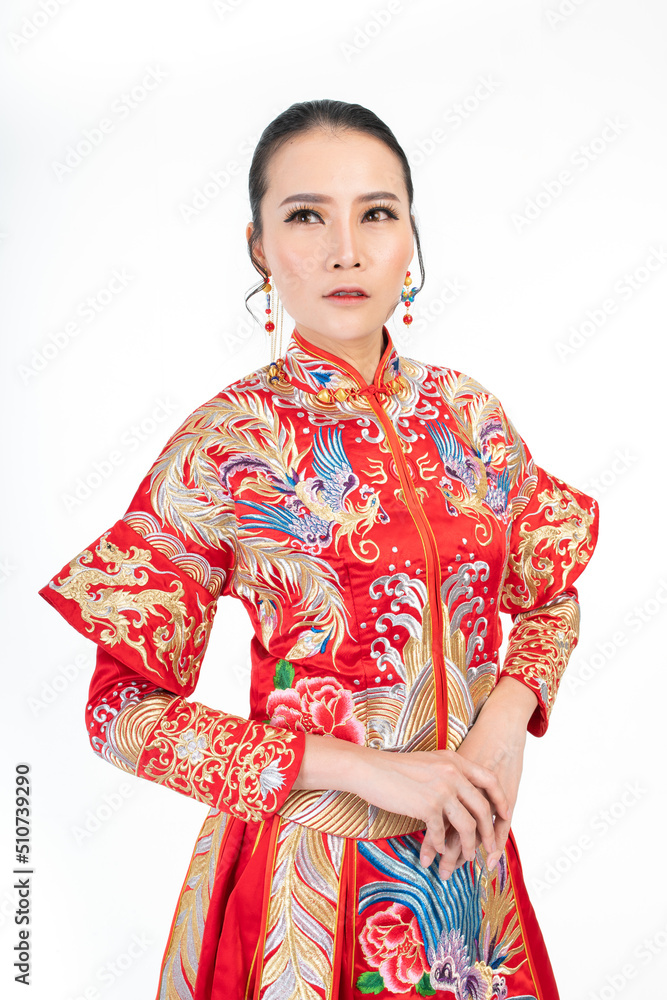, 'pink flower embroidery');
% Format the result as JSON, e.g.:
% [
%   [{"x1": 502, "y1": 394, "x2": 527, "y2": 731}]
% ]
[
  {"x1": 267, "y1": 675, "x2": 365, "y2": 744},
  {"x1": 359, "y1": 903, "x2": 428, "y2": 992}
]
